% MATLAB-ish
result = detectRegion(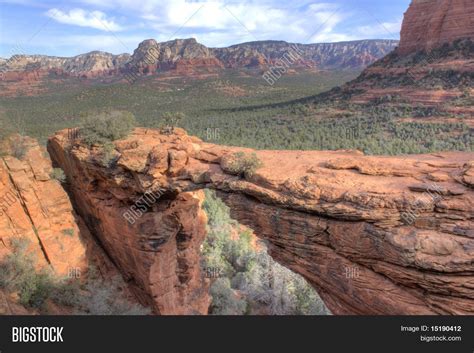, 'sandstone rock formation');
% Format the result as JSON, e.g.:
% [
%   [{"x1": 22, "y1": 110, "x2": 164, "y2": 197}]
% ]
[
  {"x1": 324, "y1": 0, "x2": 474, "y2": 109},
  {"x1": 125, "y1": 38, "x2": 222, "y2": 76},
  {"x1": 399, "y1": 0, "x2": 474, "y2": 55},
  {"x1": 212, "y1": 40, "x2": 398, "y2": 70},
  {"x1": 0, "y1": 52, "x2": 130, "y2": 78},
  {"x1": 0, "y1": 137, "x2": 134, "y2": 314},
  {"x1": 48, "y1": 128, "x2": 474, "y2": 315},
  {"x1": 47, "y1": 132, "x2": 211, "y2": 314},
  {"x1": 0, "y1": 39, "x2": 397, "y2": 84},
  {"x1": 0, "y1": 137, "x2": 88, "y2": 276}
]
